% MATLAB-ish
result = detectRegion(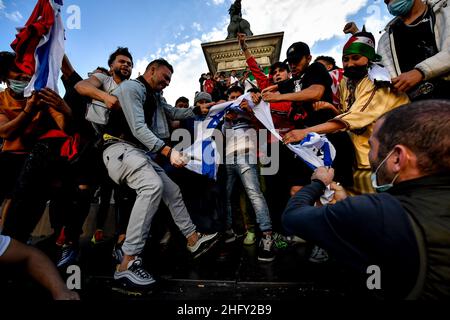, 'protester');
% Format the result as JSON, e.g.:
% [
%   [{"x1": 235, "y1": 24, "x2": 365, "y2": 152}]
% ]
[
  {"x1": 102, "y1": 58, "x2": 218, "y2": 291},
  {"x1": 283, "y1": 100, "x2": 450, "y2": 299},
  {"x1": 283, "y1": 29, "x2": 410, "y2": 194},
  {"x1": 378, "y1": 0, "x2": 450, "y2": 100}
]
